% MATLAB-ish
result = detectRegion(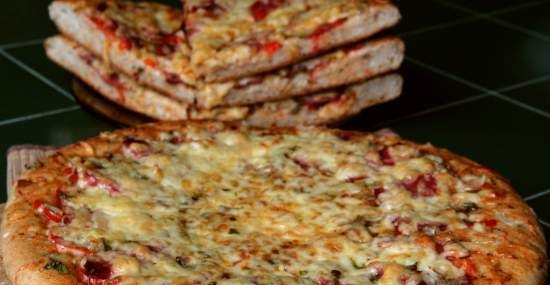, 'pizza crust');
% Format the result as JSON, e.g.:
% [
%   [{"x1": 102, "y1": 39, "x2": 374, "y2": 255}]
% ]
[{"x1": 2, "y1": 121, "x2": 547, "y2": 285}]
